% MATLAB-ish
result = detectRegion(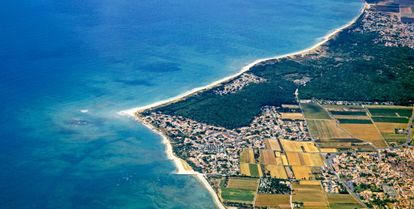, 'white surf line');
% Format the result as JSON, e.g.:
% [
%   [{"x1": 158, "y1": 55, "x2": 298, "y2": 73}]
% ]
[
  {"x1": 118, "y1": 3, "x2": 366, "y2": 117},
  {"x1": 135, "y1": 116, "x2": 226, "y2": 209}
]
